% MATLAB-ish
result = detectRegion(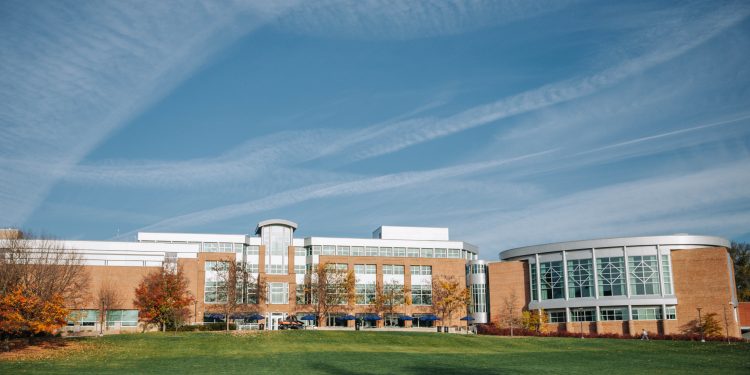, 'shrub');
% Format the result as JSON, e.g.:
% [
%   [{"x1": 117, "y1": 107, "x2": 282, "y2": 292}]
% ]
[
  {"x1": 476, "y1": 323, "x2": 744, "y2": 342},
  {"x1": 176, "y1": 323, "x2": 237, "y2": 332}
]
